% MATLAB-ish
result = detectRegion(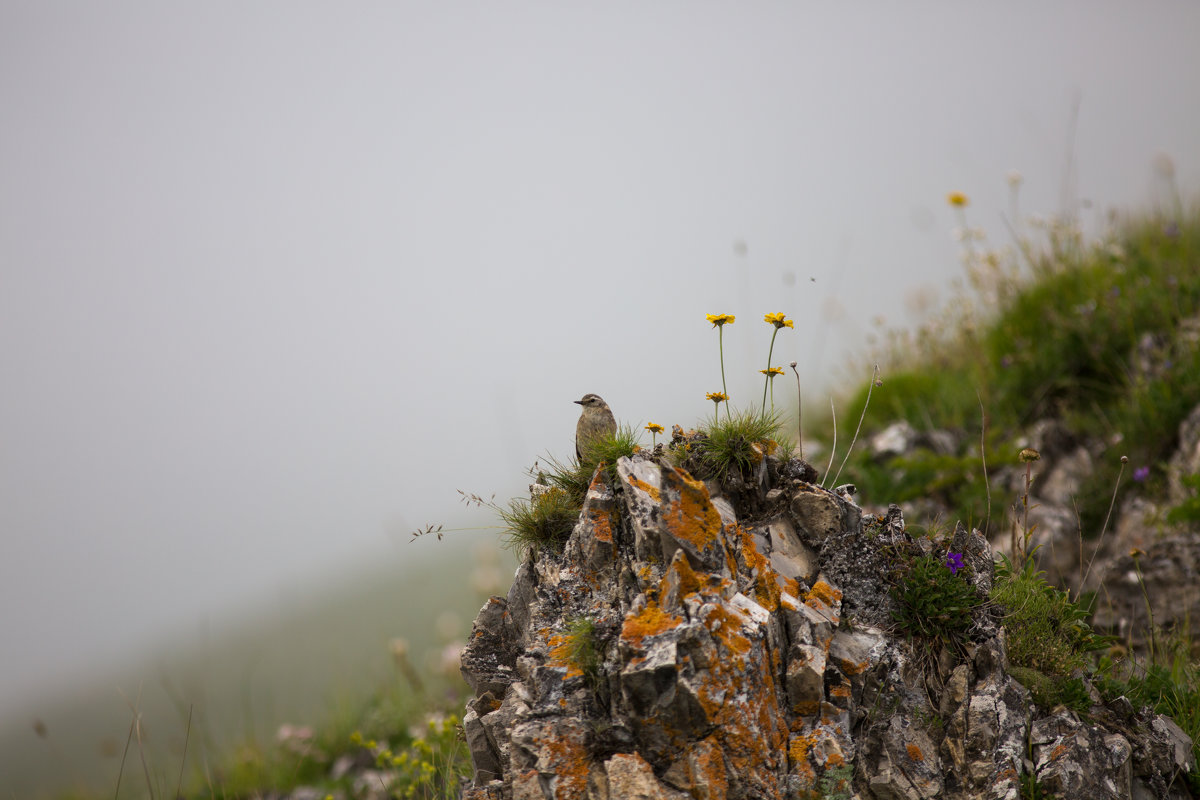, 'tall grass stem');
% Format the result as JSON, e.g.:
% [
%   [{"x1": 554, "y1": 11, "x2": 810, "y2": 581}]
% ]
[{"x1": 830, "y1": 365, "x2": 879, "y2": 488}]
